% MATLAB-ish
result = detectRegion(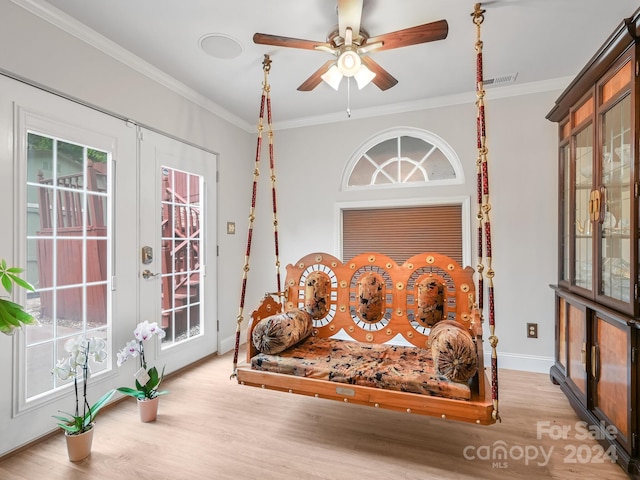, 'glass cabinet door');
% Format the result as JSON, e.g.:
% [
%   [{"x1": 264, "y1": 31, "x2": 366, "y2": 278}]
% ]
[
  {"x1": 574, "y1": 124, "x2": 593, "y2": 292},
  {"x1": 597, "y1": 59, "x2": 632, "y2": 308},
  {"x1": 560, "y1": 141, "x2": 570, "y2": 283},
  {"x1": 599, "y1": 93, "x2": 631, "y2": 303}
]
